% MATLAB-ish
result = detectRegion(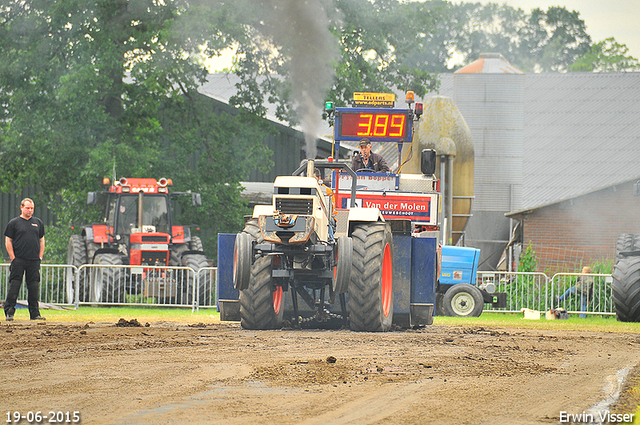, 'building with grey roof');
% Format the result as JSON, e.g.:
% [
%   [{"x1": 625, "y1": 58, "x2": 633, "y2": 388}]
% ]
[{"x1": 436, "y1": 58, "x2": 640, "y2": 272}]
